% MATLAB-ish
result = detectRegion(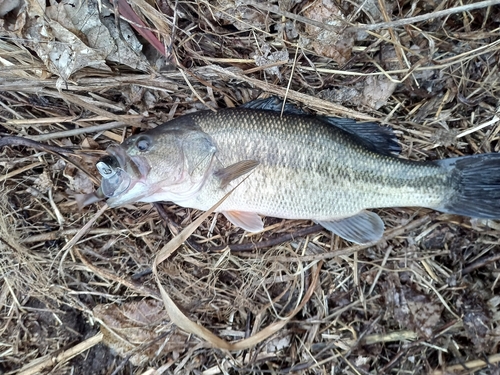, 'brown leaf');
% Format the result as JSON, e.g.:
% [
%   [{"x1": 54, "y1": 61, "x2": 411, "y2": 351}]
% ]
[
  {"x1": 0, "y1": 0, "x2": 25, "y2": 33},
  {"x1": 211, "y1": 0, "x2": 267, "y2": 31},
  {"x1": 299, "y1": 0, "x2": 354, "y2": 64},
  {"x1": 252, "y1": 43, "x2": 289, "y2": 79},
  {"x1": 319, "y1": 75, "x2": 397, "y2": 110},
  {"x1": 115, "y1": 0, "x2": 165, "y2": 56},
  {"x1": 457, "y1": 292, "x2": 494, "y2": 352},
  {"x1": 360, "y1": 75, "x2": 397, "y2": 110},
  {"x1": 22, "y1": 0, "x2": 150, "y2": 81},
  {"x1": 94, "y1": 300, "x2": 185, "y2": 366},
  {"x1": 389, "y1": 285, "x2": 443, "y2": 339}
]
